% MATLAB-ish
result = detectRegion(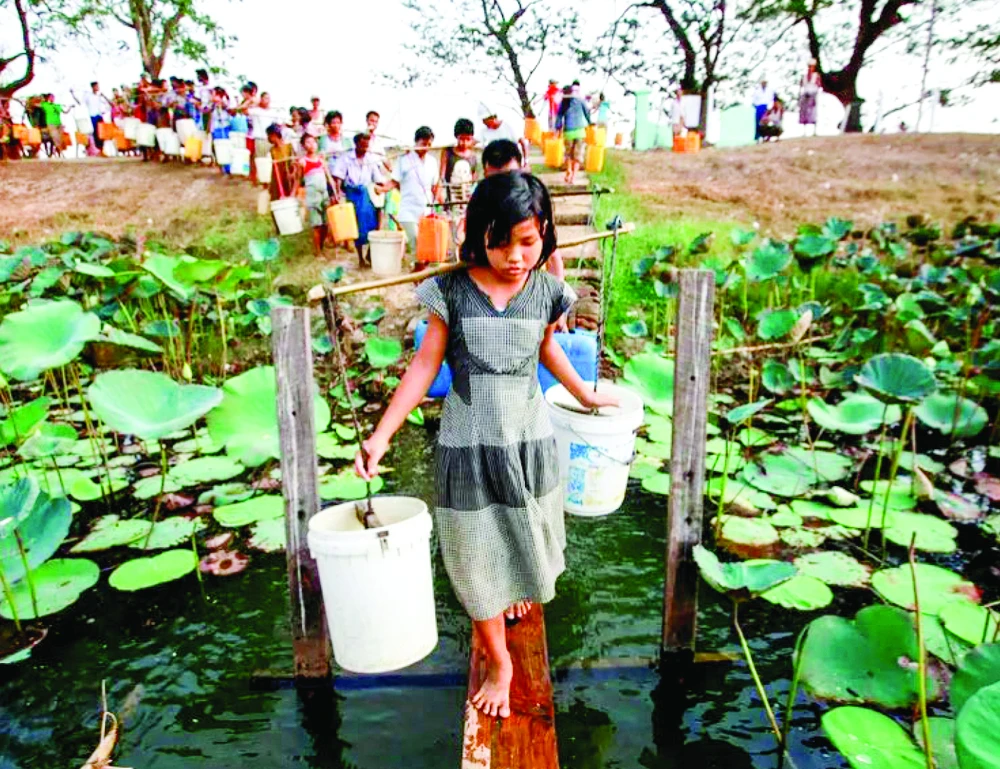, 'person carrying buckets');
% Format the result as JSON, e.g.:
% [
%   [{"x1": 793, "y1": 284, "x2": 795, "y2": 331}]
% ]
[
  {"x1": 332, "y1": 132, "x2": 389, "y2": 268},
  {"x1": 356, "y1": 172, "x2": 619, "y2": 718},
  {"x1": 387, "y1": 125, "x2": 442, "y2": 269}
]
